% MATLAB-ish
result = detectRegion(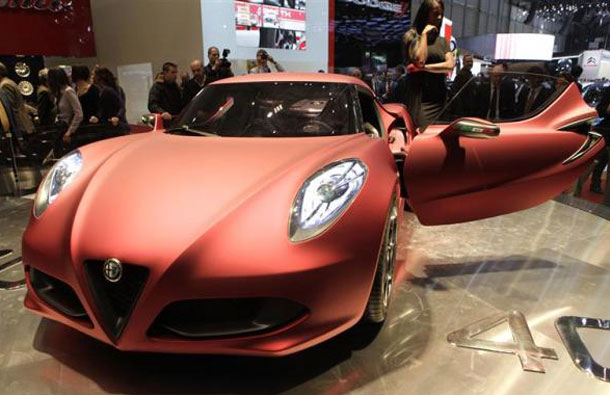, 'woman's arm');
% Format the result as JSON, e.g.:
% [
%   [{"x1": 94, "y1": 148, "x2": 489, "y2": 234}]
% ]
[
  {"x1": 412, "y1": 25, "x2": 440, "y2": 67},
  {"x1": 404, "y1": 30, "x2": 421, "y2": 67},
  {"x1": 422, "y1": 51, "x2": 455, "y2": 74},
  {"x1": 413, "y1": 34, "x2": 428, "y2": 68},
  {"x1": 64, "y1": 89, "x2": 83, "y2": 136}
]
